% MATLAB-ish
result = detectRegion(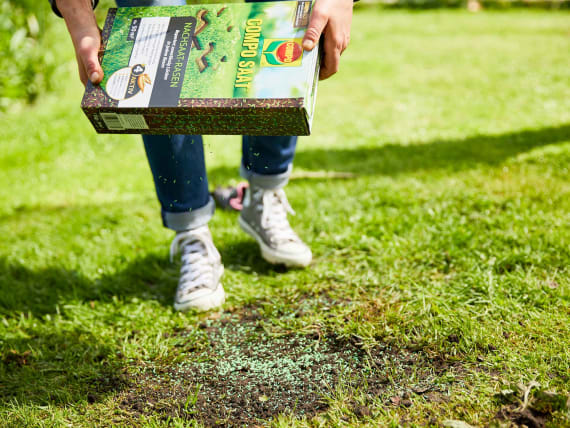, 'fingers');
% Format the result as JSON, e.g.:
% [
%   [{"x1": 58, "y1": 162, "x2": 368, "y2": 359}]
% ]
[
  {"x1": 303, "y1": 9, "x2": 328, "y2": 51},
  {"x1": 320, "y1": 46, "x2": 341, "y2": 80},
  {"x1": 303, "y1": 0, "x2": 353, "y2": 80},
  {"x1": 319, "y1": 28, "x2": 347, "y2": 80}
]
